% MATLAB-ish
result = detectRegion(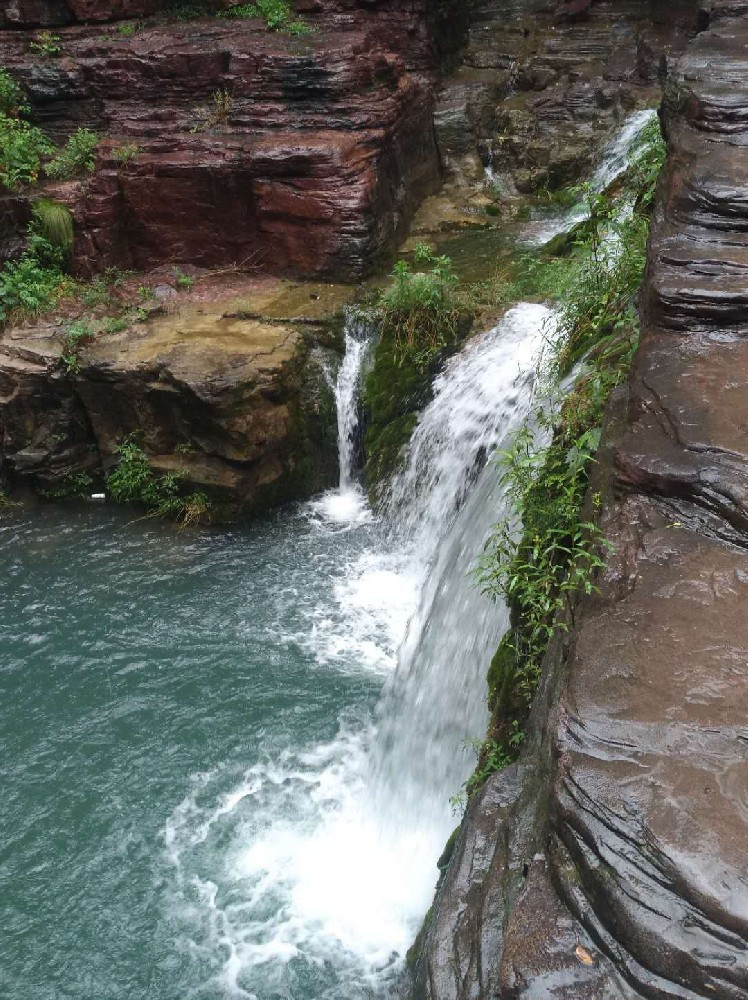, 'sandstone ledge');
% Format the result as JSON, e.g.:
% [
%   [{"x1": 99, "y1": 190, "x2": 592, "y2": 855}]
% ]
[{"x1": 0, "y1": 274, "x2": 352, "y2": 514}]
